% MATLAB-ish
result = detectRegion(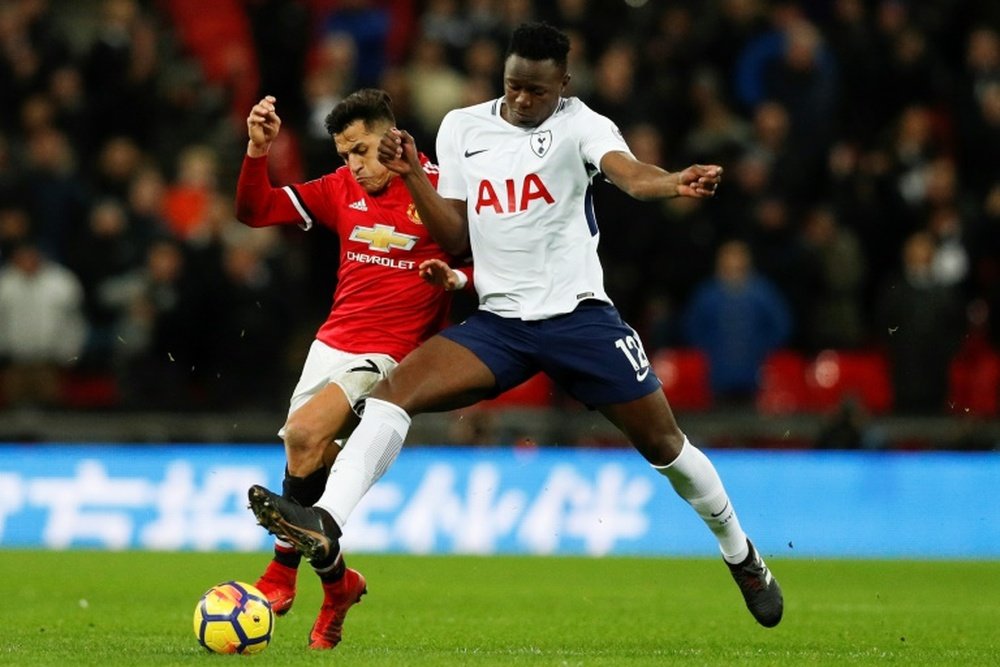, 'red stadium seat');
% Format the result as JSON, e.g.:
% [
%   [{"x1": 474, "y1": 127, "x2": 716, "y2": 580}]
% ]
[
  {"x1": 756, "y1": 350, "x2": 809, "y2": 414},
  {"x1": 652, "y1": 349, "x2": 712, "y2": 412},
  {"x1": 949, "y1": 347, "x2": 1000, "y2": 417},
  {"x1": 805, "y1": 350, "x2": 893, "y2": 414},
  {"x1": 479, "y1": 372, "x2": 555, "y2": 409},
  {"x1": 59, "y1": 371, "x2": 121, "y2": 410}
]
